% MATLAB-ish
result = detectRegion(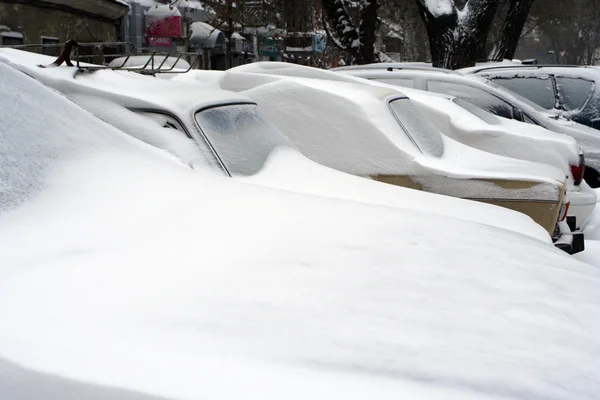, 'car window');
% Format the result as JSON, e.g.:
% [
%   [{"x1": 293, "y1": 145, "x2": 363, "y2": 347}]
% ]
[
  {"x1": 555, "y1": 77, "x2": 595, "y2": 111},
  {"x1": 488, "y1": 77, "x2": 556, "y2": 110},
  {"x1": 136, "y1": 111, "x2": 188, "y2": 134},
  {"x1": 194, "y1": 104, "x2": 292, "y2": 176},
  {"x1": 426, "y1": 80, "x2": 515, "y2": 119},
  {"x1": 486, "y1": 80, "x2": 547, "y2": 112},
  {"x1": 388, "y1": 98, "x2": 444, "y2": 157},
  {"x1": 452, "y1": 98, "x2": 502, "y2": 125},
  {"x1": 371, "y1": 78, "x2": 415, "y2": 88},
  {"x1": 523, "y1": 114, "x2": 537, "y2": 124}
]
